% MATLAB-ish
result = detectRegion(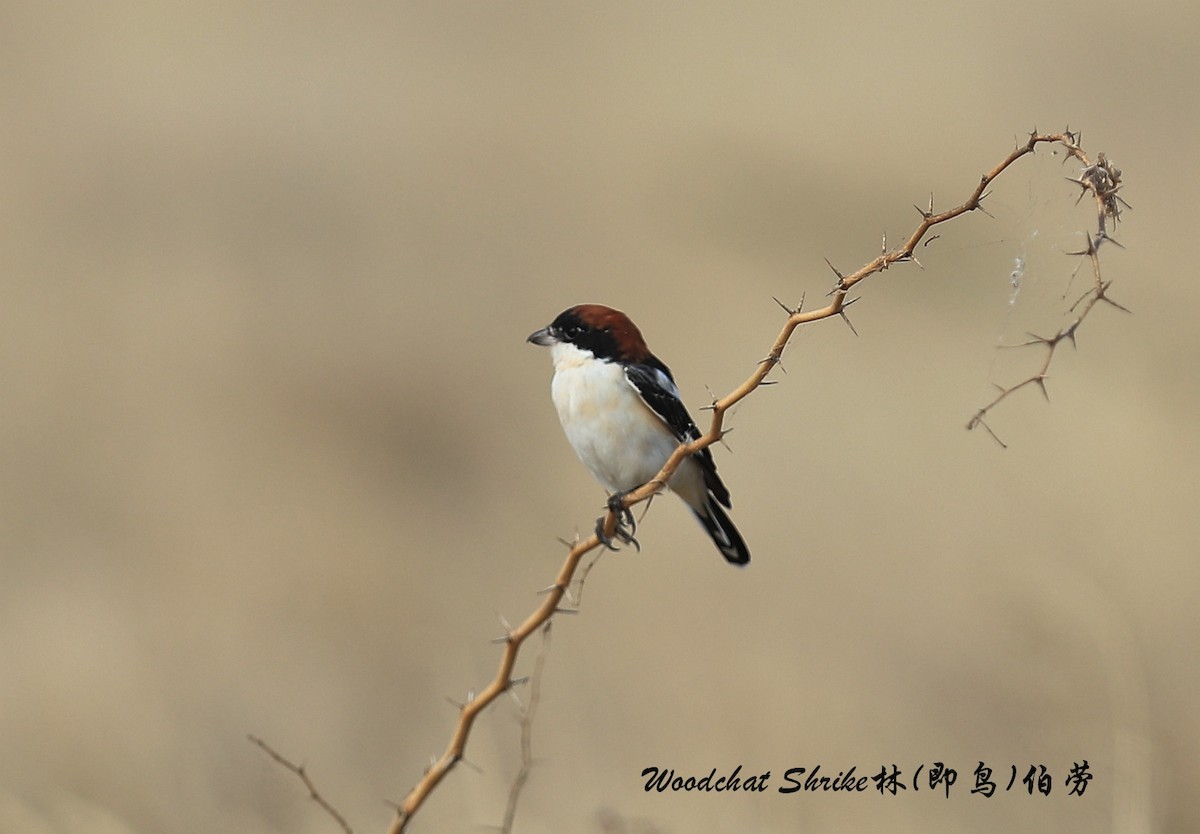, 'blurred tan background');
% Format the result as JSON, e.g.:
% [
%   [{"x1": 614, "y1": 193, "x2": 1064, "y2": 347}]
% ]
[{"x1": 0, "y1": 2, "x2": 1195, "y2": 833}]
